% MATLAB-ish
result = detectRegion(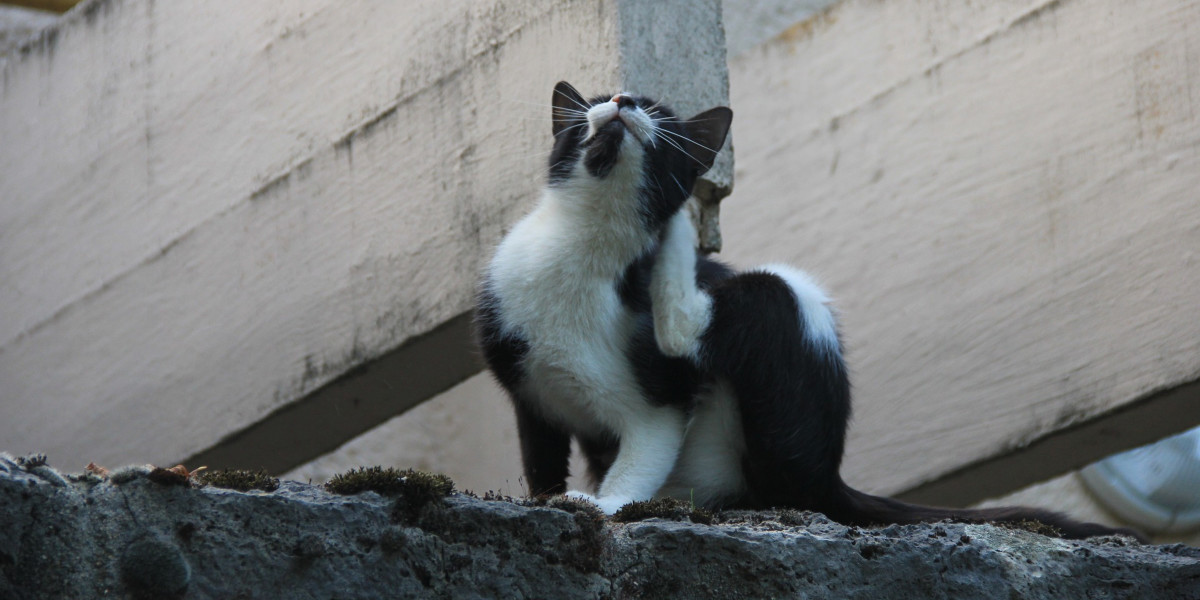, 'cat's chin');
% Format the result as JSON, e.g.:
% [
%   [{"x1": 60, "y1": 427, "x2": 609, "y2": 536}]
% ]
[
  {"x1": 582, "y1": 120, "x2": 627, "y2": 178},
  {"x1": 589, "y1": 118, "x2": 626, "y2": 143}
]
